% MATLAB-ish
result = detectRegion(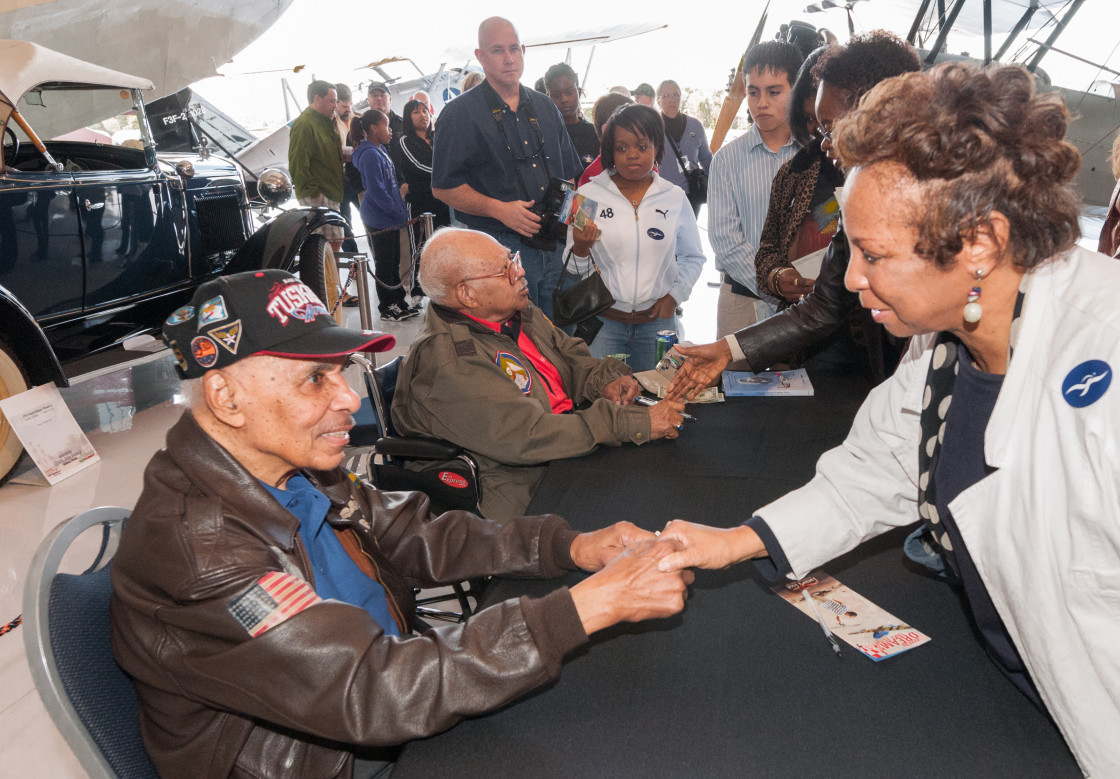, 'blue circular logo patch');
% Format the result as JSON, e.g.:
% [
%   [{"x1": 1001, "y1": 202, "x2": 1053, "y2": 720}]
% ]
[
  {"x1": 647, "y1": 228, "x2": 665, "y2": 240},
  {"x1": 1061, "y1": 359, "x2": 1111, "y2": 408}
]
